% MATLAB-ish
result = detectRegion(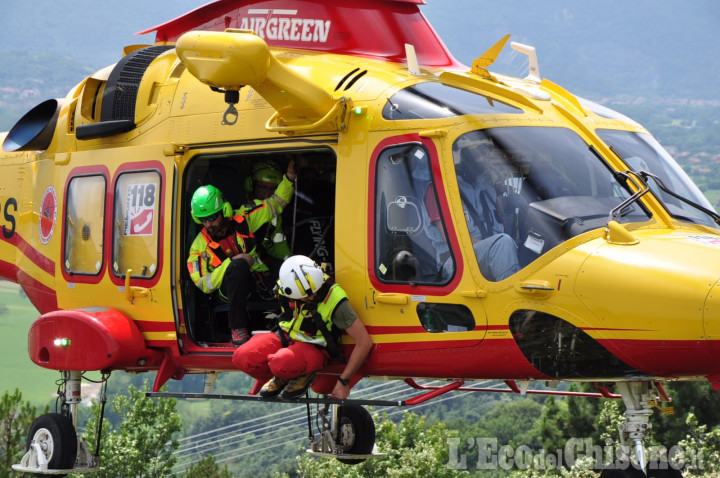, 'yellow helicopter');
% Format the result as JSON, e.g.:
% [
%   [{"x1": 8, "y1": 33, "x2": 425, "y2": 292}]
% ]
[{"x1": 1, "y1": 1, "x2": 718, "y2": 476}]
